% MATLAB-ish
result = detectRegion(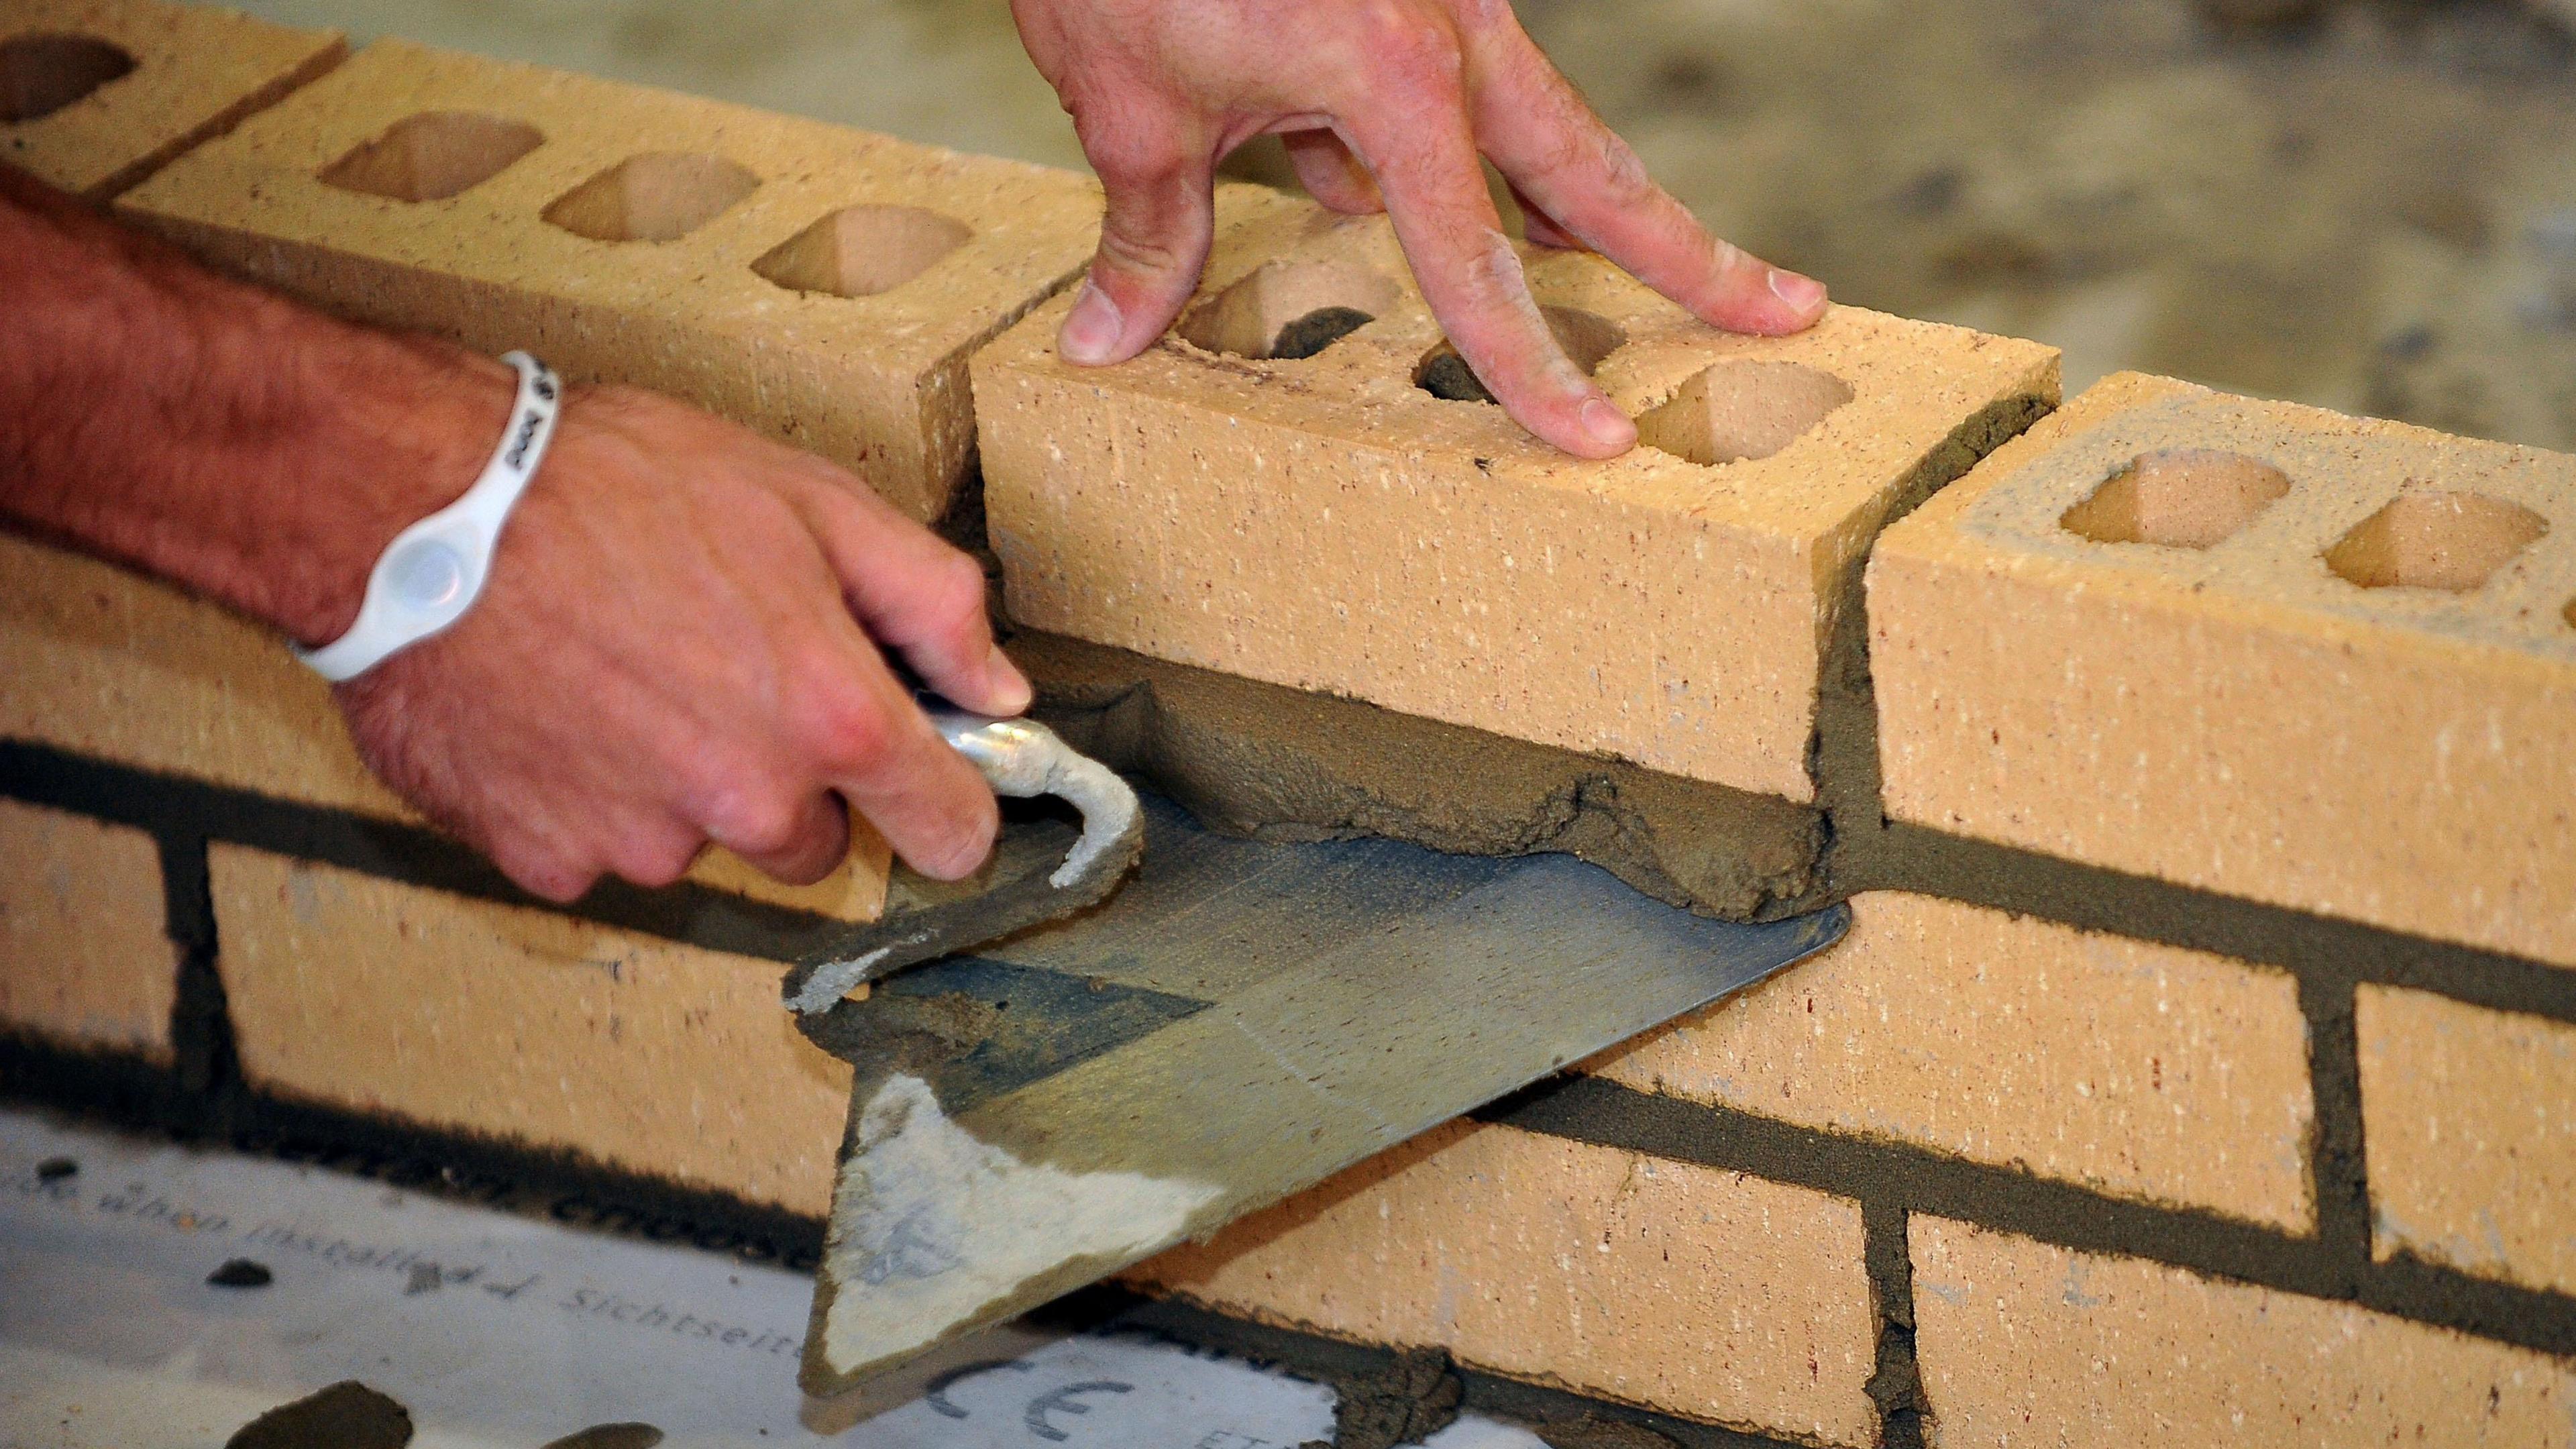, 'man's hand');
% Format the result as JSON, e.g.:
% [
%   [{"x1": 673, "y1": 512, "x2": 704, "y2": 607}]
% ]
[
  {"x1": 2, "y1": 167, "x2": 1018, "y2": 904},
  {"x1": 341, "y1": 386, "x2": 1027, "y2": 904},
  {"x1": 1012, "y1": 0, "x2": 1830, "y2": 458}
]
